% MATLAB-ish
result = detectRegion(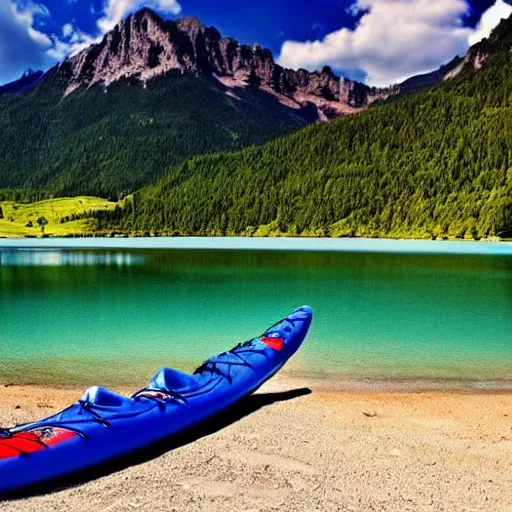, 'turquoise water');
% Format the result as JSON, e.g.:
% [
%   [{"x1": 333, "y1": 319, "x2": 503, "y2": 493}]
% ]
[{"x1": 0, "y1": 239, "x2": 511, "y2": 388}]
